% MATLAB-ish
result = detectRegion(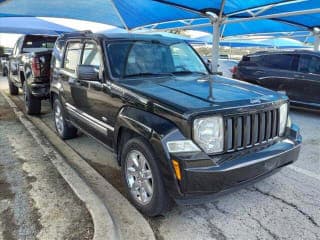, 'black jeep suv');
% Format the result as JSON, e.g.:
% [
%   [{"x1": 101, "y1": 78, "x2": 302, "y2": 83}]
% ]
[
  {"x1": 234, "y1": 50, "x2": 320, "y2": 111},
  {"x1": 50, "y1": 31, "x2": 301, "y2": 216}
]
